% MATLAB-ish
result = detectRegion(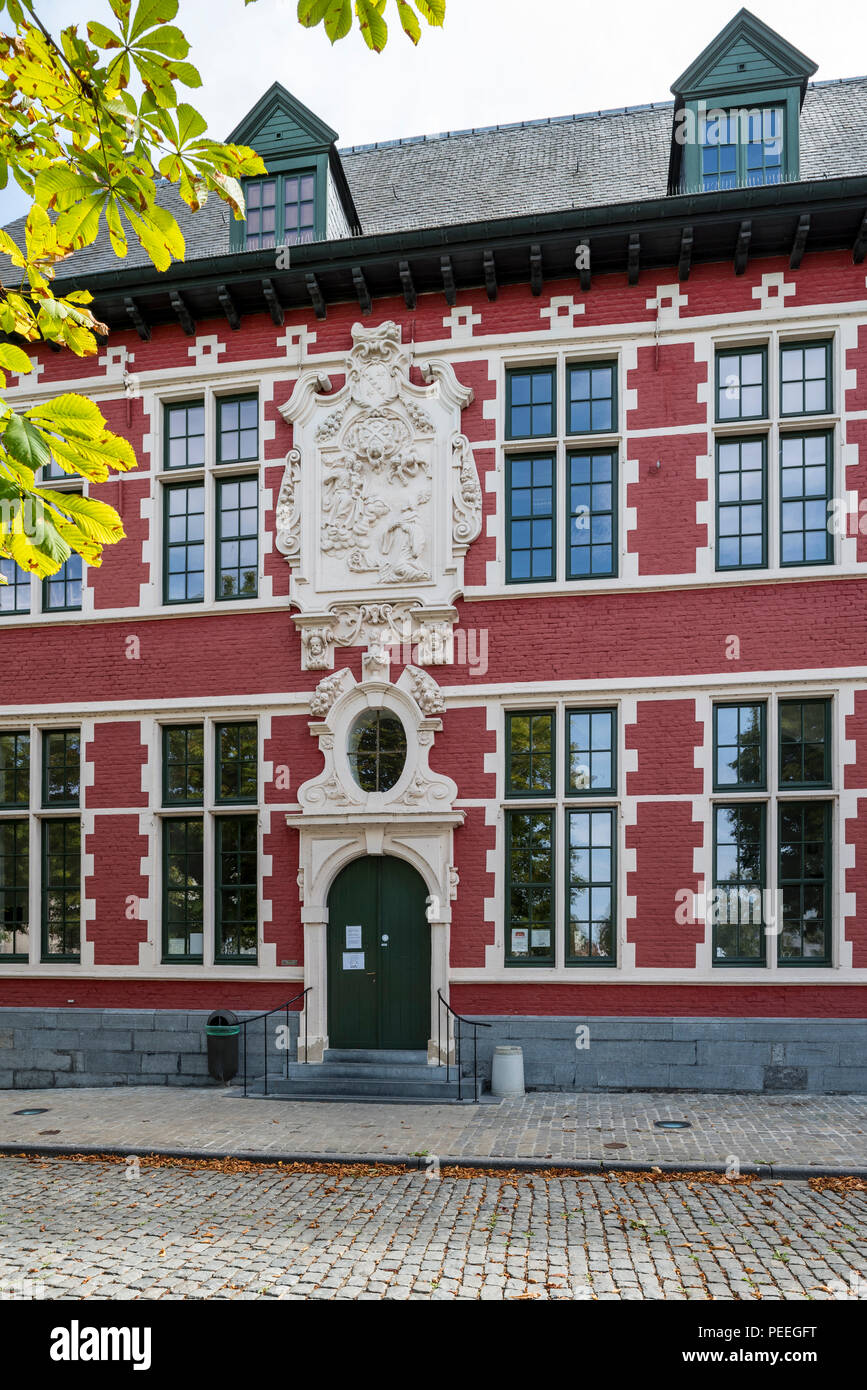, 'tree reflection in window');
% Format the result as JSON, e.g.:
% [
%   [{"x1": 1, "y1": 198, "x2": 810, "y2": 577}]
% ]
[{"x1": 348, "y1": 711, "x2": 407, "y2": 793}]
